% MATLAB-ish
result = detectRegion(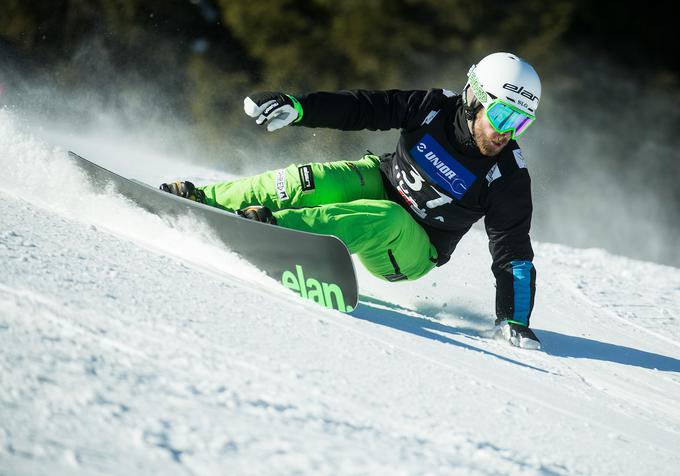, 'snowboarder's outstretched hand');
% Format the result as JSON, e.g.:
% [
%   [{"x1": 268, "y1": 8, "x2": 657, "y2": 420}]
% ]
[{"x1": 243, "y1": 92, "x2": 303, "y2": 132}]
